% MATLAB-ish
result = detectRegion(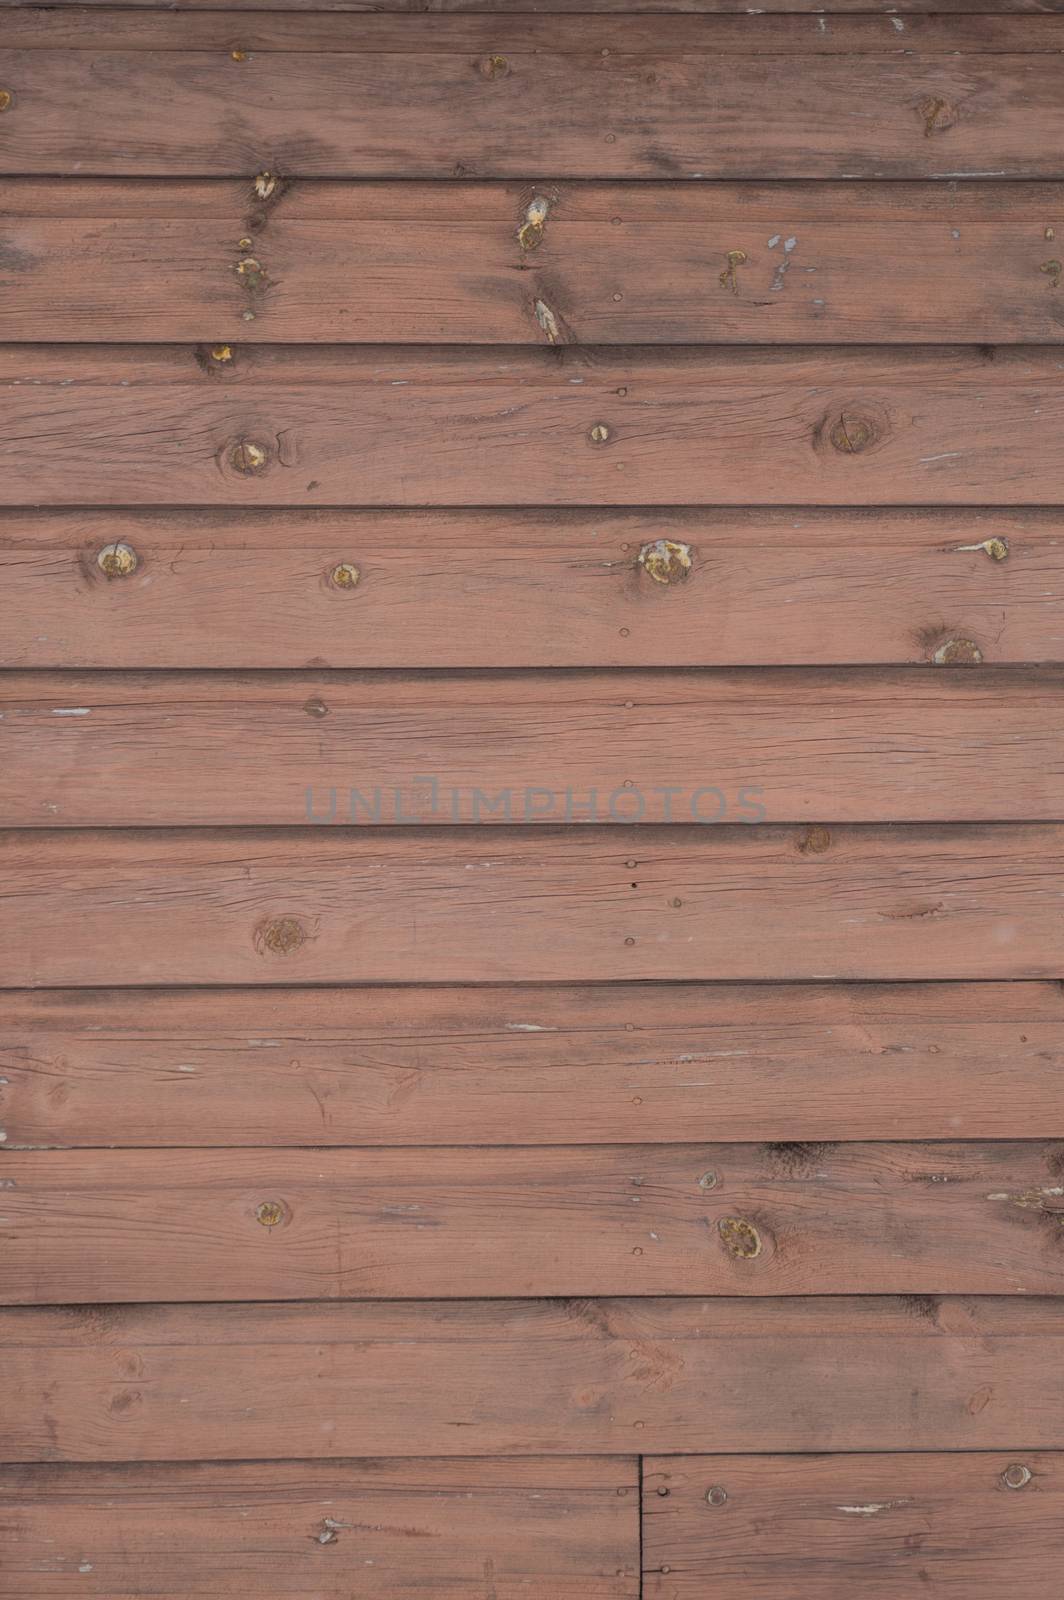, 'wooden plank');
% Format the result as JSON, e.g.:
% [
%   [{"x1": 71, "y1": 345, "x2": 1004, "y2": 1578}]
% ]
[
  {"x1": 5, "y1": 667, "x2": 1064, "y2": 827},
  {"x1": 5, "y1": 983, "x2": 1064, "y2": 1148},
  {"x1": 642, "y1": 1453, "x2": 1064, "y2": 1598},
  {"x1": 4, "y1": 17, "x2": 1064, "y2": 179},
  {"x1": 5, "y1": 508, "x2": 1057, "y2": 670},
  {"x1": 7, "y1": 0, "x2": 1058, "y2": 15},
  {"x1": 3, "y1": 346, "x2": 1064, "y2": 507},
  {"x1": 3, "y1": 825, "x2": 1063, "y2": 987},
  {"x1": 10, "y1": 15, "x2": 1064, "y2": 52},
  {"x1": 4, "y1": 1297, "x2": 1063, "y2": 1461},
  {"x1": 5, "y1": 1142, "x2": 1063, "y2": 1304},
  {"x1": 8, "y1": 180, "x2": 1064, "y2": 345},
  {"x1": 0, "y1": 1457, "x2": 639, "y2": 1600}
]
